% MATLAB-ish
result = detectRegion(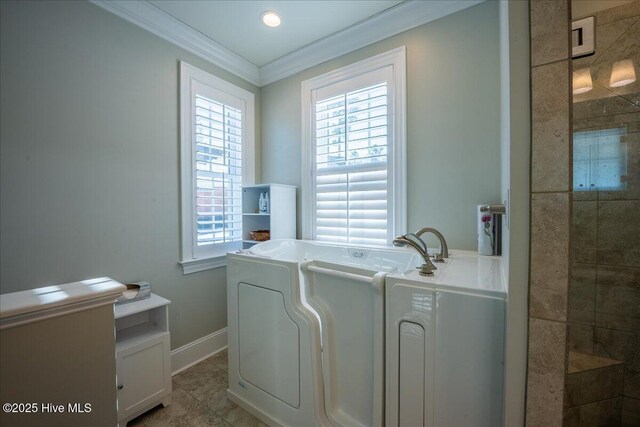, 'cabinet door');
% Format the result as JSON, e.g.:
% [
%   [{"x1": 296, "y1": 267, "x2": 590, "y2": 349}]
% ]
[{"x1": 116, "y1": 333, "x2": 171, "y2": 421}]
